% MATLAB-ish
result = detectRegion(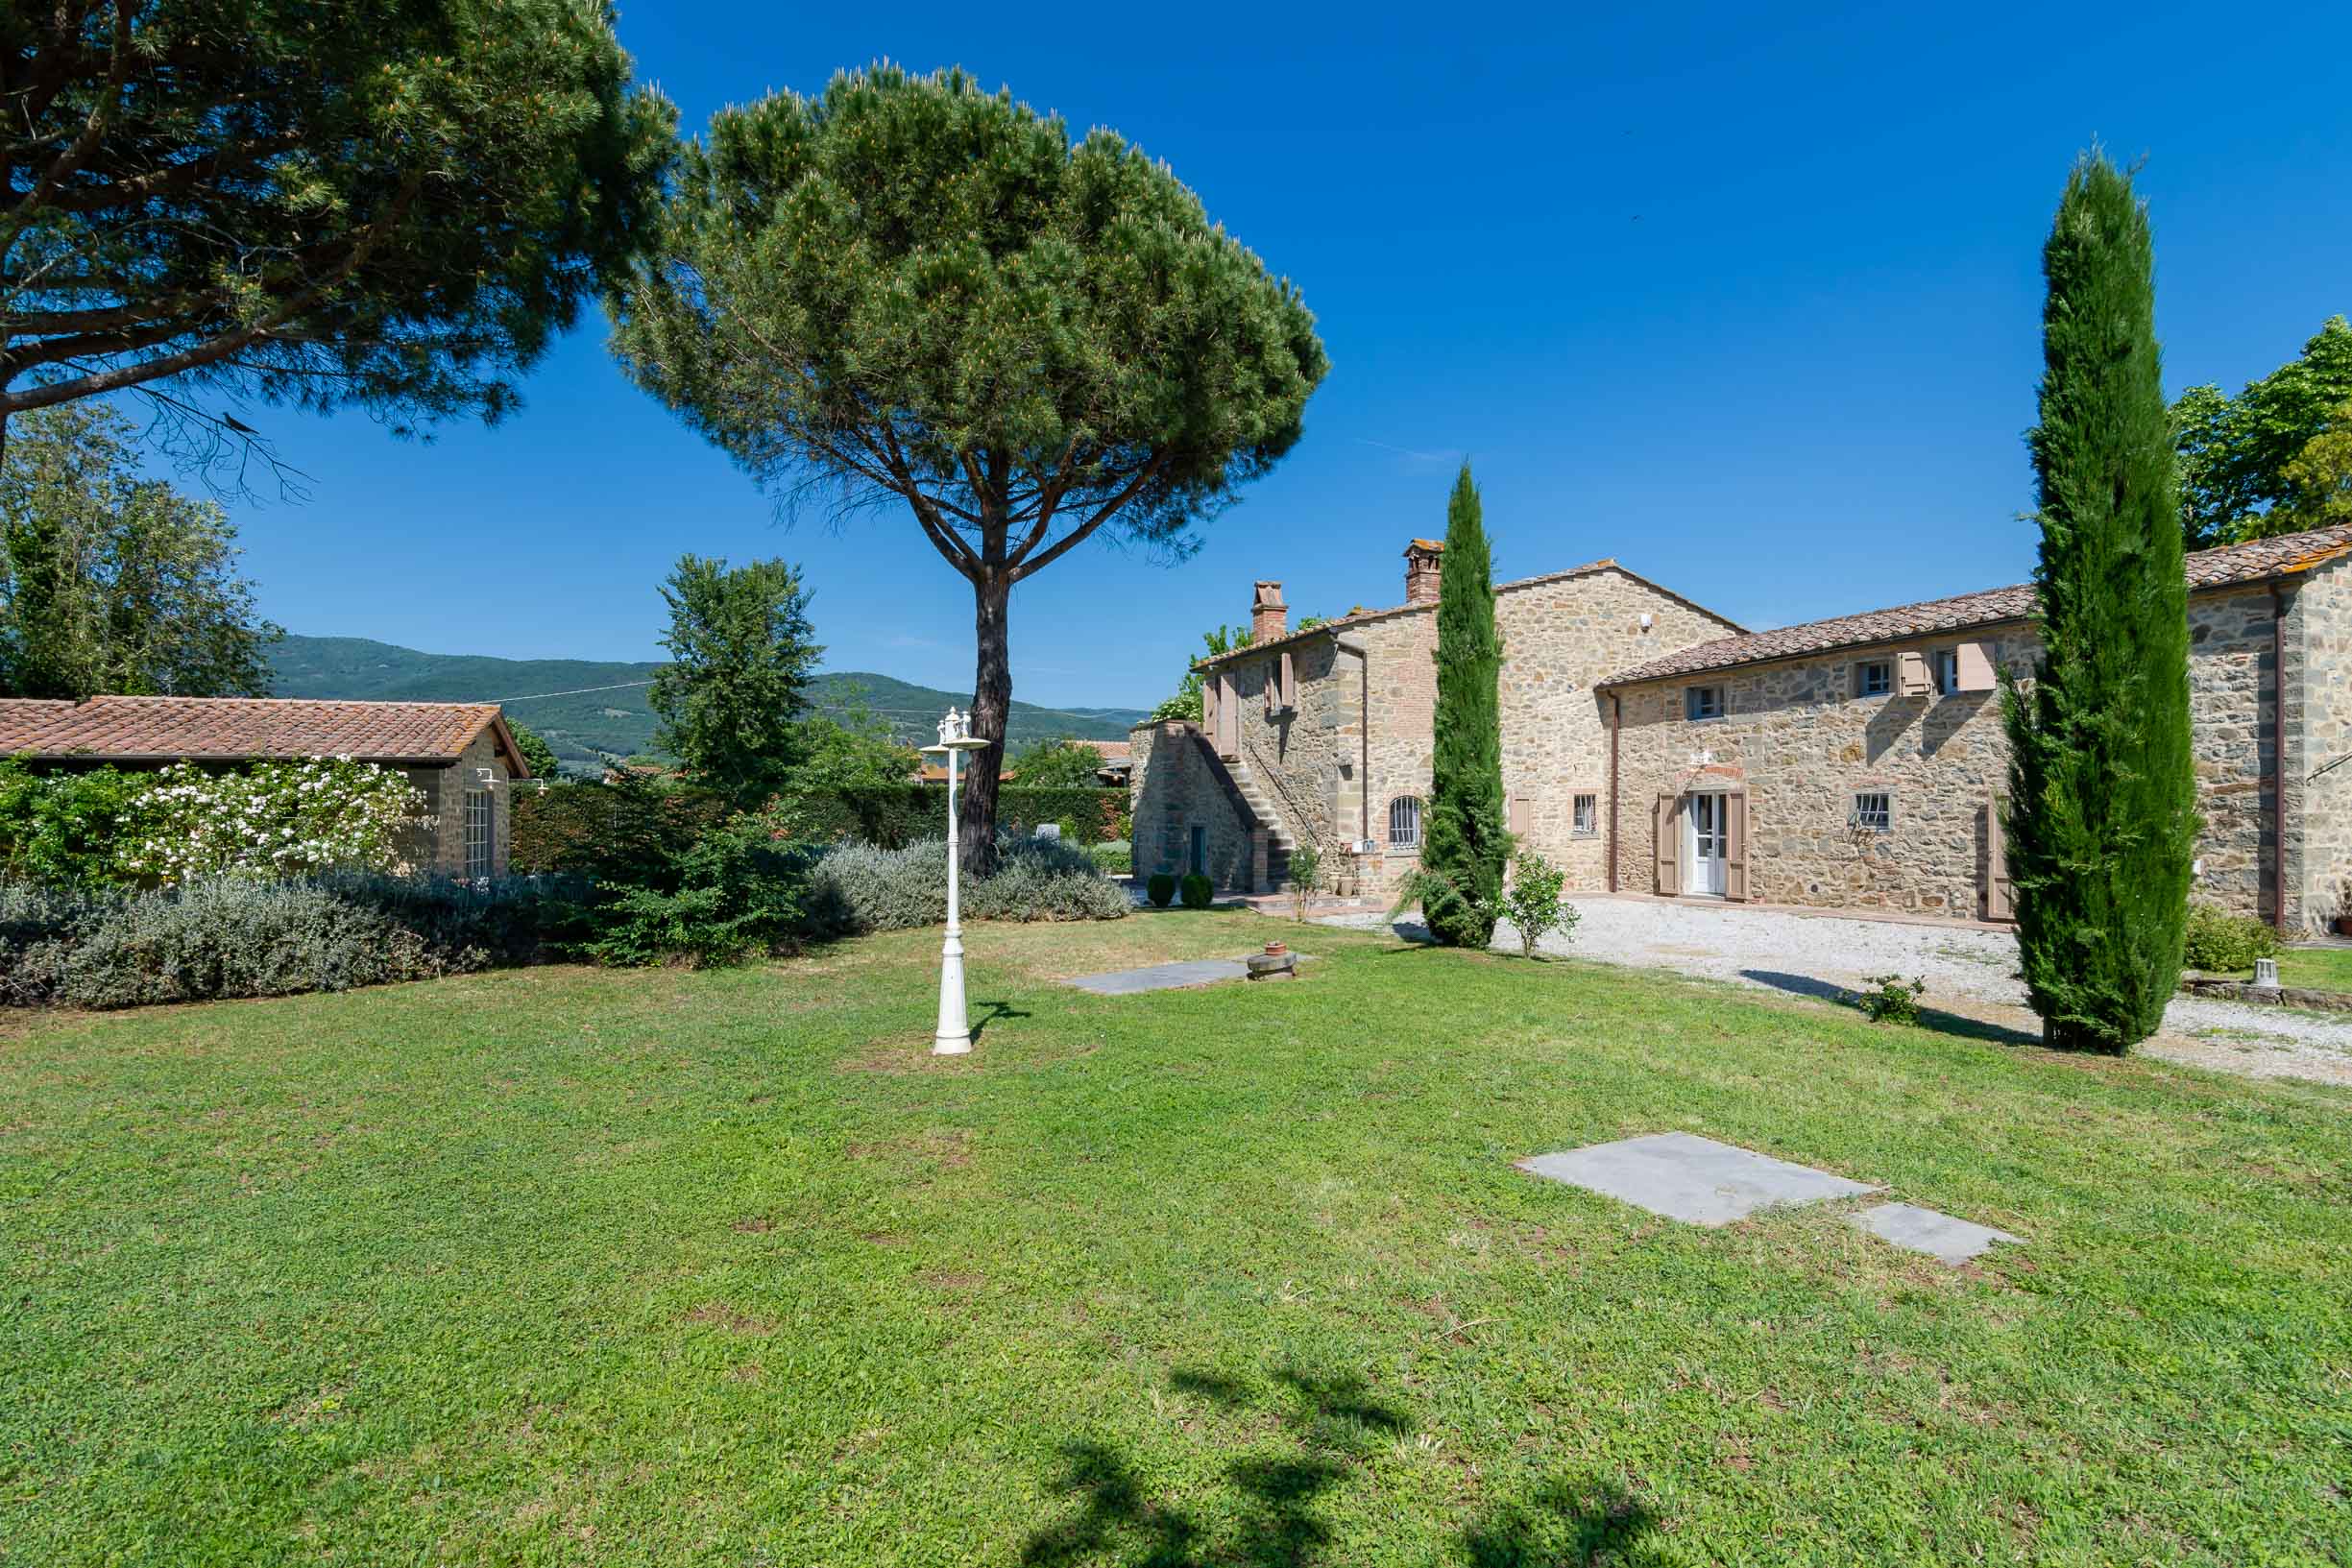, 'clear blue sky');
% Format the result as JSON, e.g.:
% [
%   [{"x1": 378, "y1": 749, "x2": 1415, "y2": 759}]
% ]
[{"x1": 182, "y1": 0, "x2": 2349, "y2": 710}]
